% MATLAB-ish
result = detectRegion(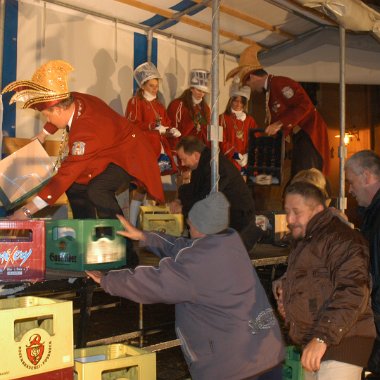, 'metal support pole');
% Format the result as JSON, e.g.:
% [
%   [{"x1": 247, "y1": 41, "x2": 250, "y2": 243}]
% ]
[
  {"x1": 147, "y1": 29, "x2": 153, "y2": 63},
  {"x1": 338, "y1": 26, "x2": 347, "y2": 211},
  {"x1": 139, "y1": 303, "x2": 144, "y2": 347},
  {"x1": 210, "y1": 0, "x2": 220, "y2": 192}
]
